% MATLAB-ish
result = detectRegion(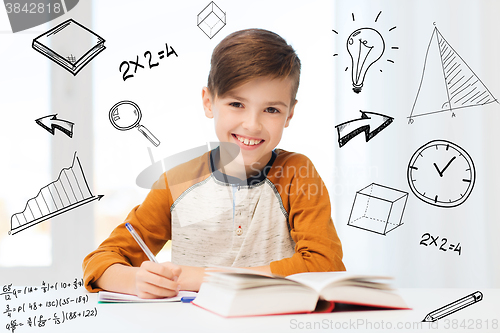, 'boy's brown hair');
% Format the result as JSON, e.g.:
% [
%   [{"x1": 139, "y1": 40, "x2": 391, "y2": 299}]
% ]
[{"x1": 207, "y1": 29, "x2": 301, "y2": 103}]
